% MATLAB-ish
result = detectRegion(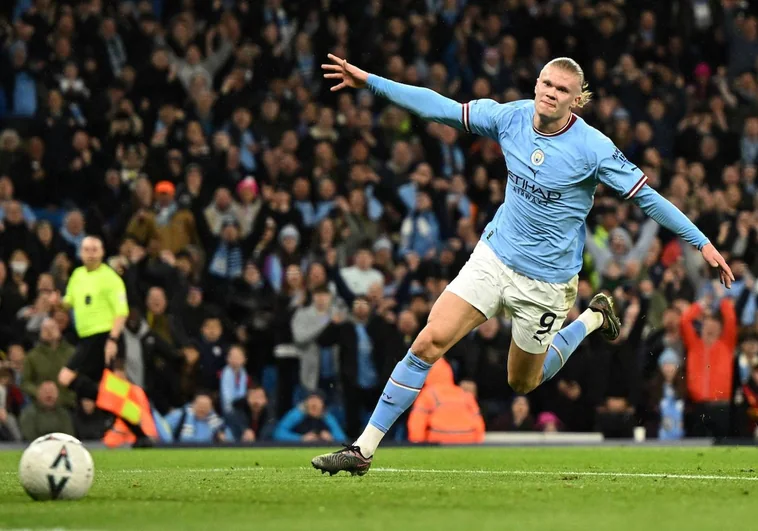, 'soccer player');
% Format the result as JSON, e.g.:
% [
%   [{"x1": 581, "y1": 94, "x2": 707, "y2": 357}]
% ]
[{"x1": 312, "y1": 54, "x2": 733, "y2": 475}]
